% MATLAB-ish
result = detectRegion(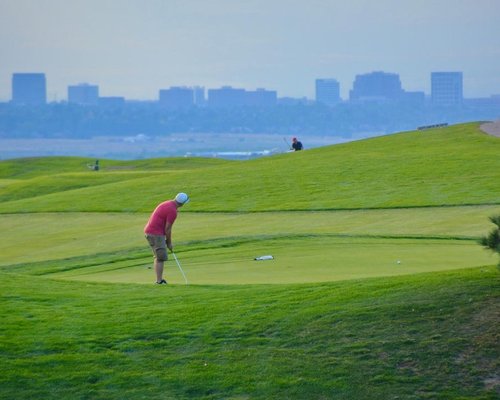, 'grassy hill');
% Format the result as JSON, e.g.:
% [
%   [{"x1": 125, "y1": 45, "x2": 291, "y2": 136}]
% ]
[
  {"x1": 0, "y1": 156, "x2": 230, "y2": 179},
  {"x1": 0, "y1": 122, "x2": 498, "y2": 213},
  {"x1": 0, "y1": 122, "x2": 498, "y2": 399},
  {"x1": 1, "y1": 267, "x2": 498, "y2": 399}
]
